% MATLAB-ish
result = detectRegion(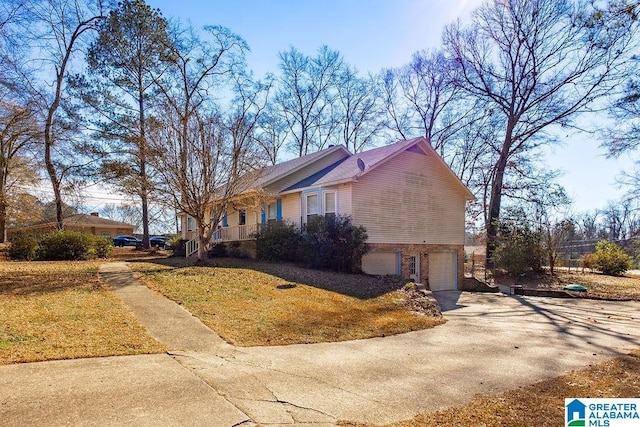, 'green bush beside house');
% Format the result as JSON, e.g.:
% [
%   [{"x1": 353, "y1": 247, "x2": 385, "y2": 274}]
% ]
[{"x1": 253, "y1": 215, "x2": 368, "y2": 273}]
